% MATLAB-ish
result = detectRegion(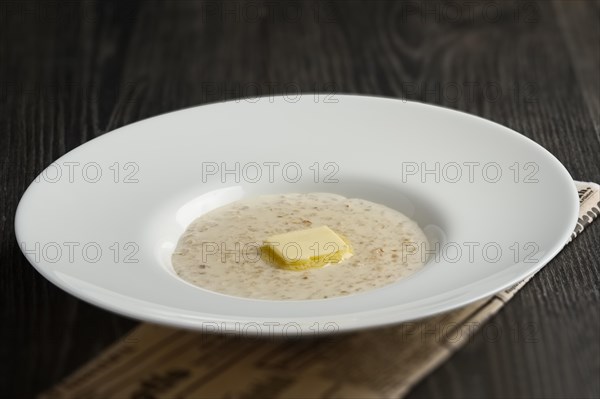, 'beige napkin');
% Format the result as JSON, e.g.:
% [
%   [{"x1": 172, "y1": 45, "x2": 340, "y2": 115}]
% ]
[{"x1": 42, "y1": 181, "x2": 599, "y2": 399}]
